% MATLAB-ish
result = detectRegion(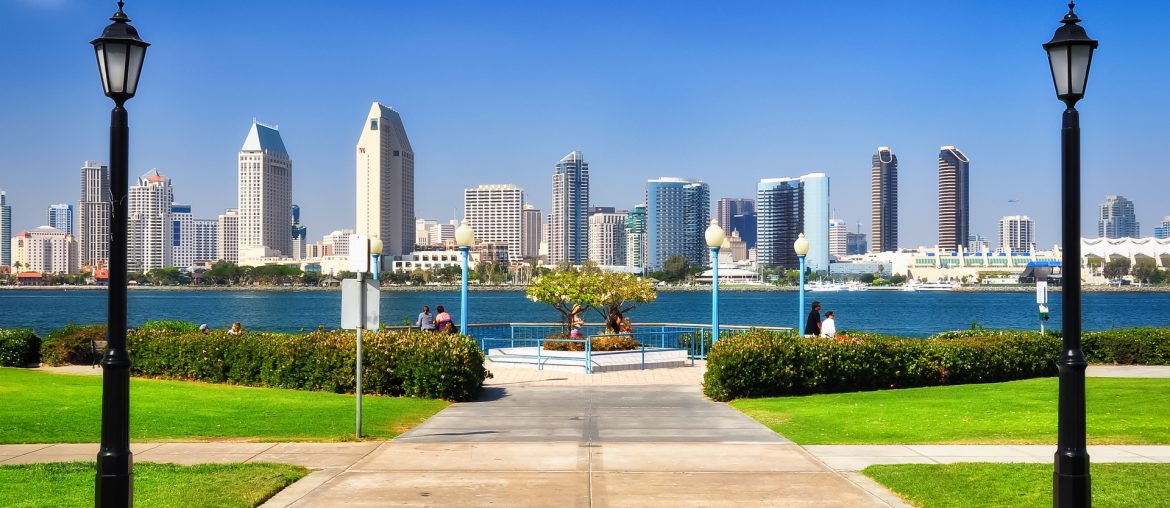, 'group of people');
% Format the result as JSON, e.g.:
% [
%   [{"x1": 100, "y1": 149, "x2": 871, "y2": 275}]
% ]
[
  {"x1": 196, "y1": 322, "x2": 243, "y2": 335},
  {"x1": 803, "y1": 300, "x2": 837, "y2": 339},
  {"x1": 415, "y1": 306, "x2": 456, "y2": 333}
]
